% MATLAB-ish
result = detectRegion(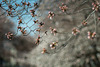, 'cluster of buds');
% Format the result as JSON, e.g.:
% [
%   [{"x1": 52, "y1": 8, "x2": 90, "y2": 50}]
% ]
[
  {"x1": 50, "y1": 42, "x2": 58, "y2": 49},
  {"x1": 18, "y1": 2, "x2": 30, "y2": 6},
  {"x1": 27, "y1": 2, "x2": 31, "y2": 6},
  {"x1": 36, "y1": 29, "x2": 41, "y2": 33},
  {"x1": 30, "y1": 9, "x2": 37, "y2": 17},
  {"x1": 48, "y1": 11, "x2": 55, "y2": 20},
  {"x1": 17, "y1": 26, "x2": 26, "y2": 34},
  {"x1": 35, "y1": 35, "x2": 40, "y2": 45},
  {"x1": 59, "y1": 3, "x2": 68, "y2": 12},
  {"x1": 20, "y1": 28, "x2": 26, "y2": 34},
  {"x1": 50, "y1": 27, "x2": 57, "y2": 35},
  {"x1": 34, "y1": 20, "x2": 38, "y2": 24},
  {"x1": 8, "y1": 5, "x2": 13, "y2": 10},
  {"x1": 17, "y1": 26, "x2": 22, "y2": 31},
  {"x1": 41, "y1": 48, "x2": 47, "y2": 54},
  {"x1": 72, "y1": 28, "x2": 80, "y2": 35},
  {"x1": 82, "y1": 21, "x2": 87, "y2": 26},
  {"x1": 5, "y1": 32, "x2": 13, "y2": 40},
  {"x1": 15, "y1": 3, "x2": 20, "y2": 7},
  {"x1": 34, "y1": 3, "x2": 38, "y2": 9},
  {"x1": 21, "y1": 2, "x2": 27, "y2": 6},
  {"x1": 39, "y1": 22, "x2": 45, "y2": 27},
  {"x1": 18, "y1": 19, "x2": 22, "y2": 24},
  {"x1": 6, "y1": 10, "x2": 12, "y2": 16},
  {"x1": 88, "y1": 31, "x2": 96, "y2": 40},
  {"x1": 92, "y1": 1, "x2": 99, "y2": 11}
]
